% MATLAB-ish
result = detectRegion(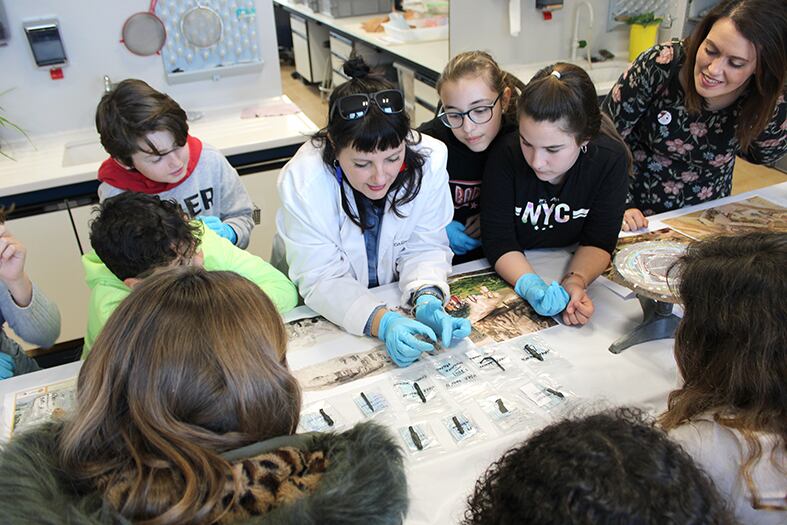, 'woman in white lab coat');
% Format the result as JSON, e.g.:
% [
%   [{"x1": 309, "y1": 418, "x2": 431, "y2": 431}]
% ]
[{"x1": 275, "y1": 57, "x2": 470, "y2": 367}]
